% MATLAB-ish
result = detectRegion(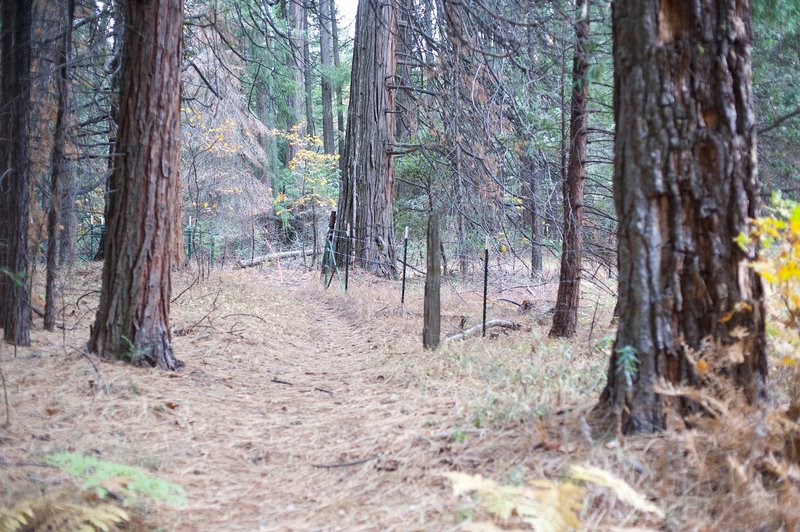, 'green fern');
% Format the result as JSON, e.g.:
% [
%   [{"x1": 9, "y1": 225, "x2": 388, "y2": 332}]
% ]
[
  {"x1": 615, "y1": 345, "x2": 639, "y2": 387},
  {"x1": 47, "y1": 452, "x2": 186, "y2": 507}
]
